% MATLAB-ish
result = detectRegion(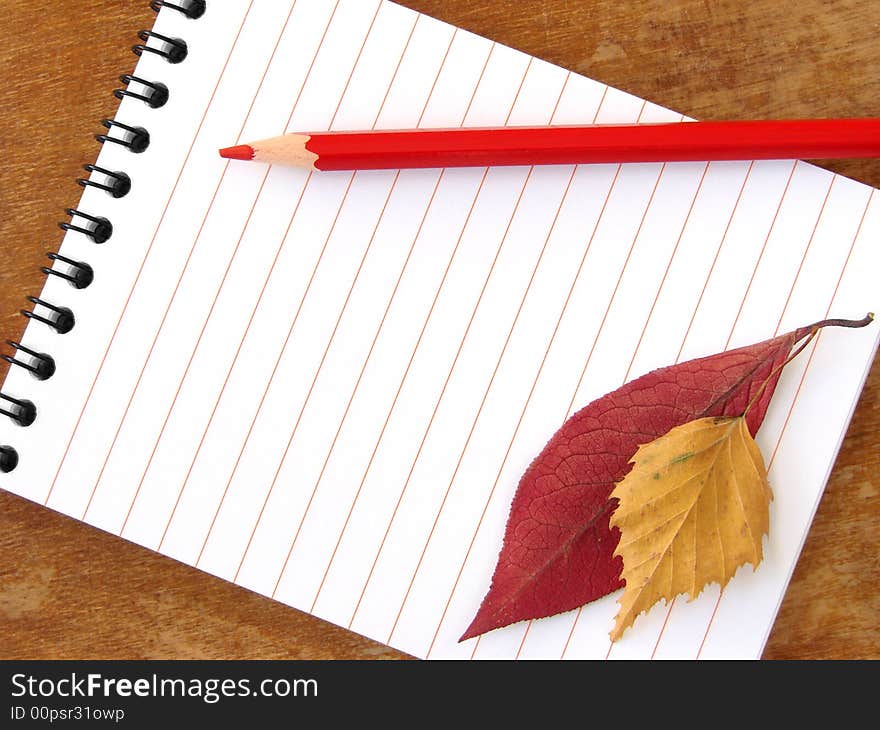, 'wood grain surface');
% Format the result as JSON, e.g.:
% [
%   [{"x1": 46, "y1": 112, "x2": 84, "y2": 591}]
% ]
[{"x1": 0, "y1": 0, "x2": 877, "y2": 660}]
